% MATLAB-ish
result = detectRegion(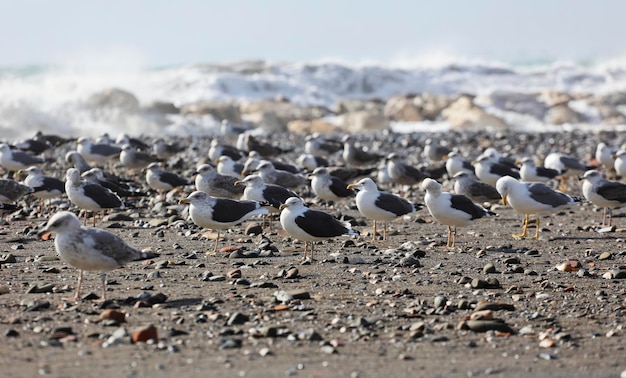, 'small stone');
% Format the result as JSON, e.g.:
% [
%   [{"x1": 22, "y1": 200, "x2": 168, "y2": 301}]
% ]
[
  {"x1": 483, "y1": 263, "x2": 496, "y2": 274},
  {"x1": 227, "y1": 269, "x2": 242, "y2": 279},
  {"x1": 99, "y1": 309, "x2": 126, "y2": 324},
  {"x1": 4, "y1": 329, "x2": 19, "y2": 337},
  {"x1": 598, "y1": 252, "x2": 612, "y2": 260},
  {"x1": 320, "y1": 345, "x2": 336, "y2": 354},
  {"x1": 0, "y1": 285, "x2": 9, "y2": 294},
  {"x1": 259, "y1": 347, "x2": 272, "y2": 356},
  {"x1": 463, "y1": 319, "x2": 515, "y2": 334},
  {"x1": 285, "y1": 267, "x2": 299, "y2": 279},
  {"x1": 471, "y1": 278, "x2": 487, "y2": 289},
  {"x1": 288, "y1": 289, "x2": 311, "y2": 300},
  {"x1": 245, "y1": 223, "x2": 263, "y2": 235},
  {"x1": 227, "y1": 312, "x2": 249, "y2": 326},
  {"x1": 131, "y1": 325, "x2": 158, "y2": 343},
  {"x1": 539, "y1": 338, "x2": 556, "y2": 348},
  {"x1": 297, "y1": 328, "x2": 323, "y2": 341}
]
